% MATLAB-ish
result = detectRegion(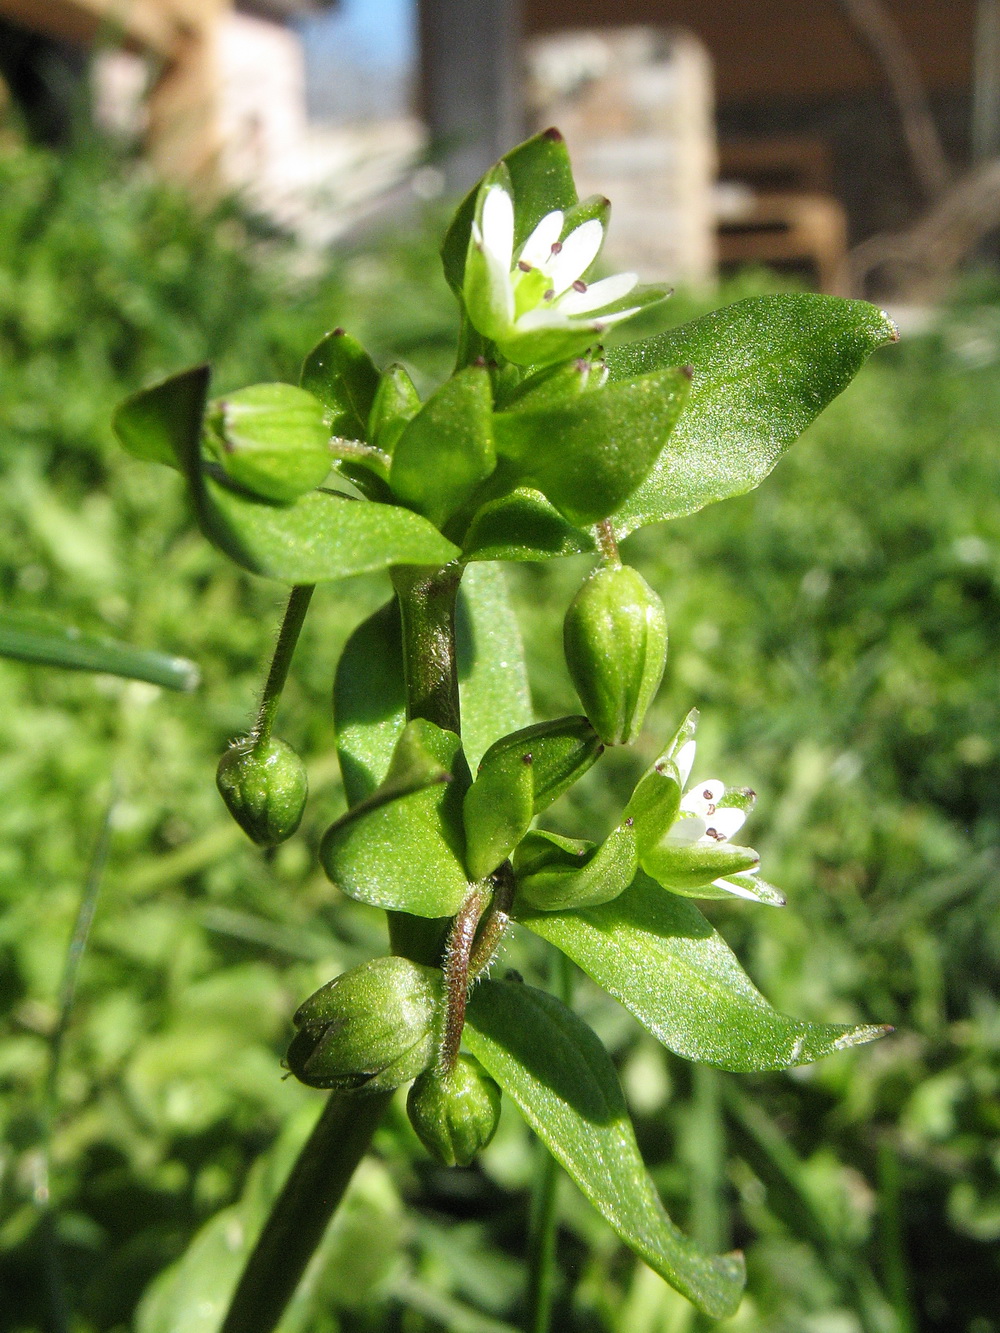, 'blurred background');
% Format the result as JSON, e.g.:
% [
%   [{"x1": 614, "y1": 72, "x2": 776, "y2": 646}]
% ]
[{"x1": 2, "y1": 3, "x2": 1000, "y2": 1331}]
